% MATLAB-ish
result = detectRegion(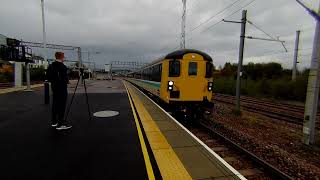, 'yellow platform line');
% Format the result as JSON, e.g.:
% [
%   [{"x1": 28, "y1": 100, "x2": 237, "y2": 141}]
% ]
[
  {"x1": 124, "y1": 81, "x2": 192, "y2": 180},
  {"x1": 123, "y1": 81, "x2": 156, "y2": 180}
]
